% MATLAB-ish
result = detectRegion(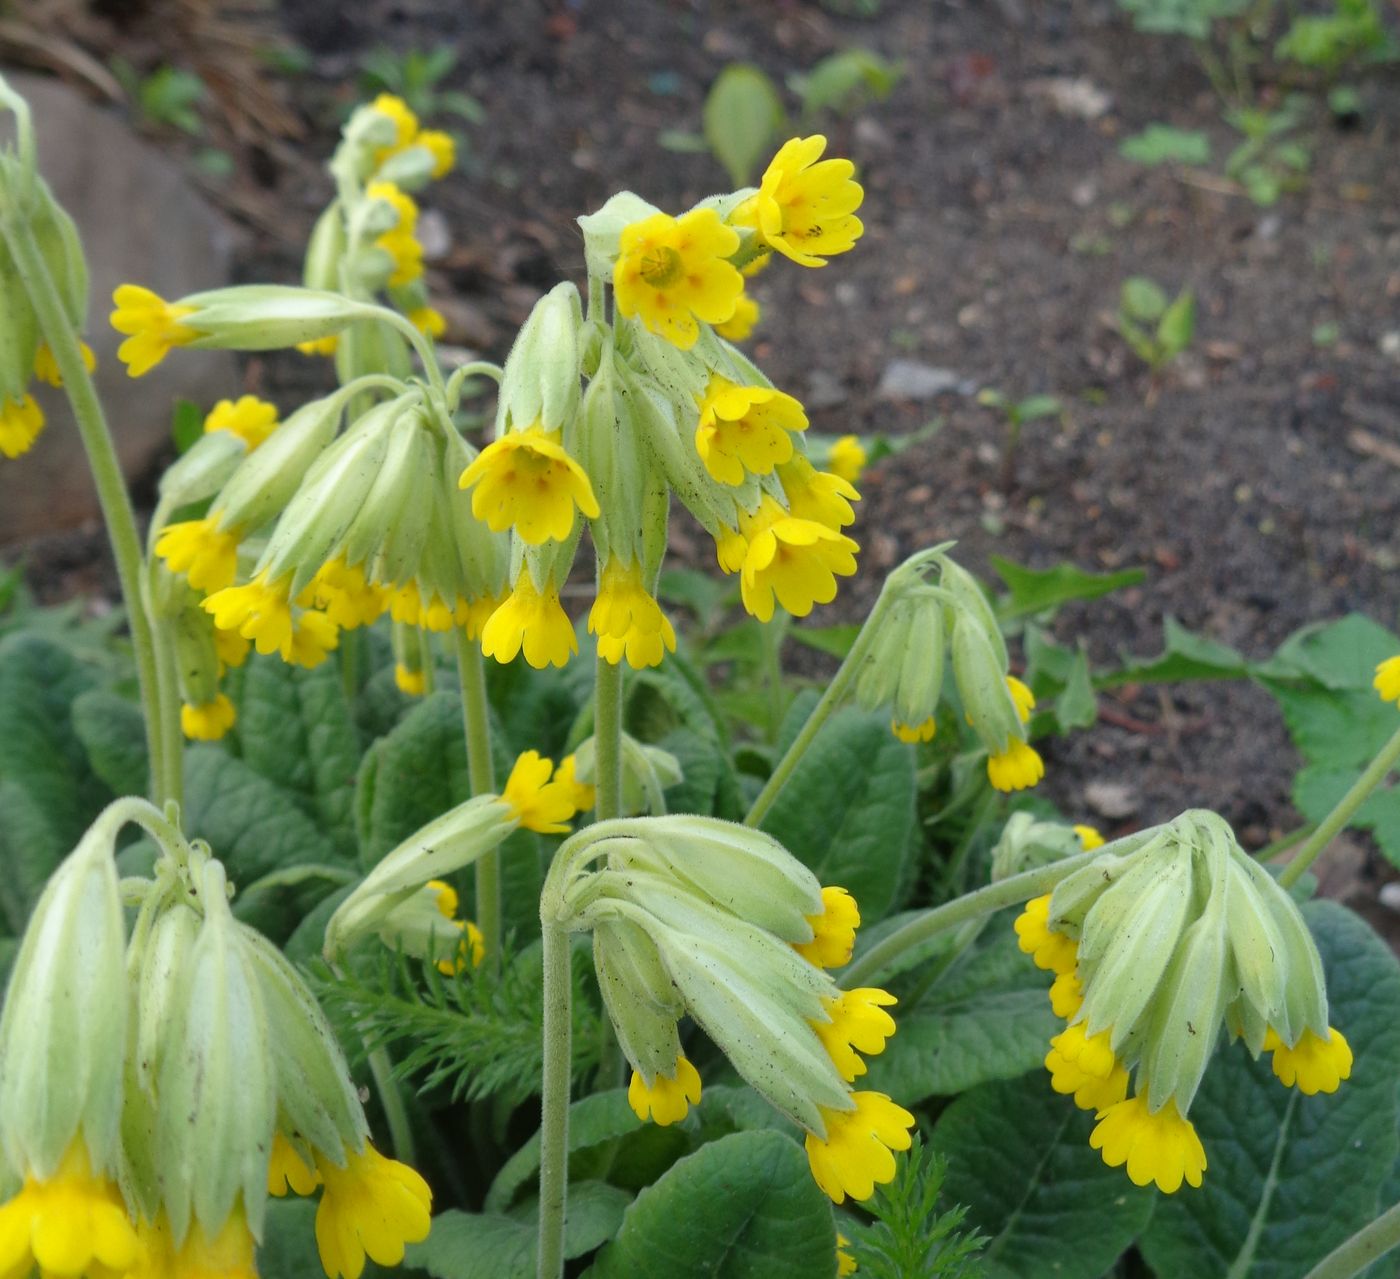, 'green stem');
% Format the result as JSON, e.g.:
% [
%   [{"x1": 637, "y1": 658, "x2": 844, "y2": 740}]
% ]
[
  {"x1": 1278, "y1": 723, "x2": 1400, "y2": 890},
  {"x1": 1253, "y1": 821, "x2": 1315, "y2": 864},
  {"x1": 536, "y1": 918, "x2": 572, "y2": 1279},
  {"x1": 1, "y1": 217, "x2": 168, "y2": 802},
  {"x1": 1302, "y1": 1199, "x2": 1400, "y2": 1279},
  {"x1": 593, "y1": 656, "x2": 625, "y2": 821},
  {"x1": 842, "y1": 853, "x2": 1095, "y2": 987},
  {"x1": 456, "y1": 633, "x2": 499, "y2": 957},
  {"x1": 151, "y1": 614, "x2": 184, "y2": 810}
]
